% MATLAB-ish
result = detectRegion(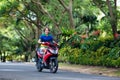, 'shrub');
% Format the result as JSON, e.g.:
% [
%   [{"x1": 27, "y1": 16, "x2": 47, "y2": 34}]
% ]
[
  {"x1": 58, "y1": 45, "x2": 72, "y2": 62},
  {"x1": 59, "y1": 35, "x2": 120, "y2": 68}
]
